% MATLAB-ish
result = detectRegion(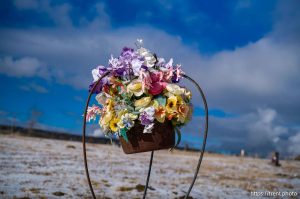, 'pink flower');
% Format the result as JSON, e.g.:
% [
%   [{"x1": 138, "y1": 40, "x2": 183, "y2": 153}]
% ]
[
  {"x1": 163, "y1": 68, "x2": 173, "y2": 82},
  {"x1": 149, "y1": 71, "x2": 166, "y2": 95},
  {"x1": 86, "y1": 105, "x2": 101, "y2": 122},
  {"x1": 139, "y1": 69, "x2": 152, "y2": 91},
  {"x1": 149, "y1": 82, "x2": 166, "y2": 95},
  {"x1": 150, "y1": 71, "x2": 163, "y2": 83}
]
